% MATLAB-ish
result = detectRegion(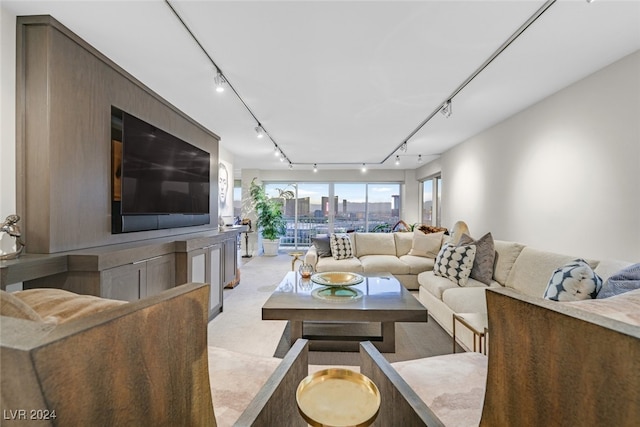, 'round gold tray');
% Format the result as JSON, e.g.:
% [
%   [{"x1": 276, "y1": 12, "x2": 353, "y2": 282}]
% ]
[
  {"x1": 311, "y1": 271, "x2": 364, "y2": 287},
  {"x1": 296, "y1": 368, "x2": 380, "y2": 427}
]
